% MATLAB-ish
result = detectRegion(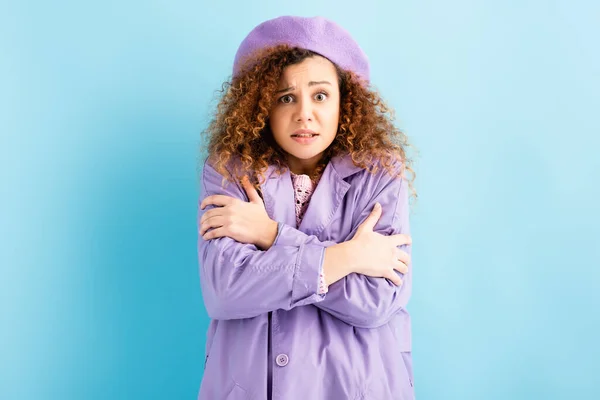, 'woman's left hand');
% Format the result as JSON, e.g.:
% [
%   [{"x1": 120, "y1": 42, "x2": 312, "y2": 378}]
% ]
[{"x1": 200, "y1": 176, "x2": 278, "y2": 250}]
